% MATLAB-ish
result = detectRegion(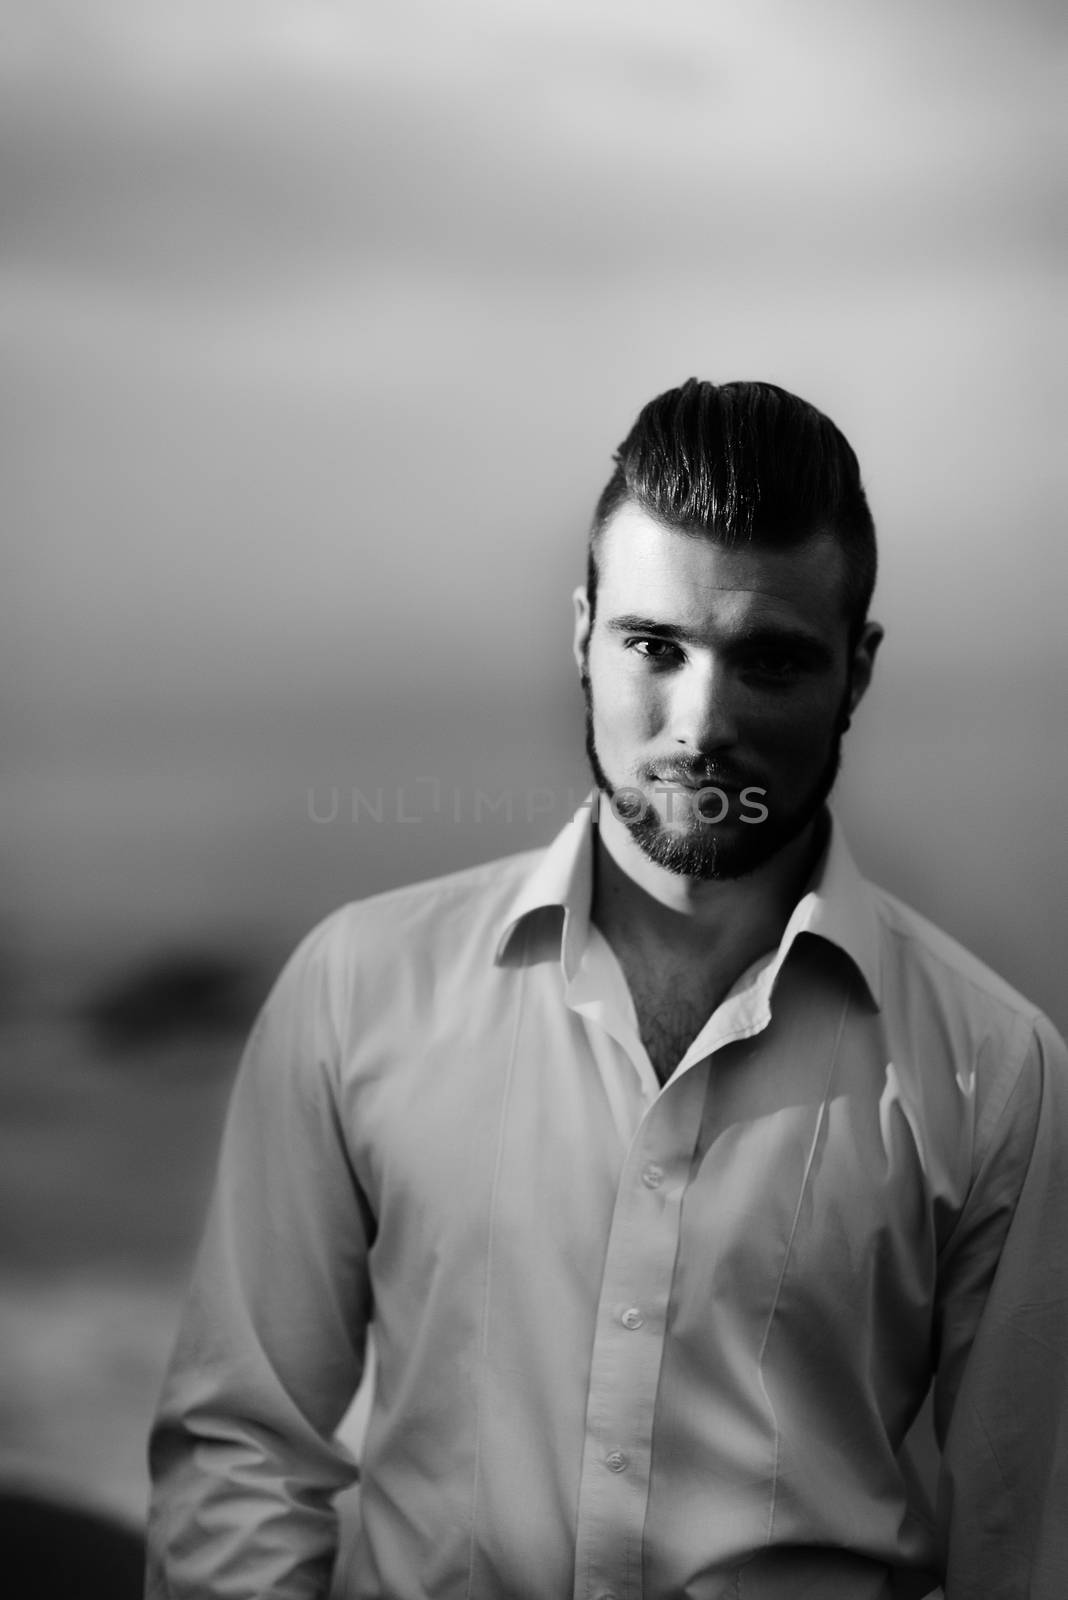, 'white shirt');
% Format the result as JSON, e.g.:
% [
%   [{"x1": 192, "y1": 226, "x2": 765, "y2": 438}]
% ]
[{"x1": 146, "y1": 800, "x2": 1068, "y2": 1599}]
